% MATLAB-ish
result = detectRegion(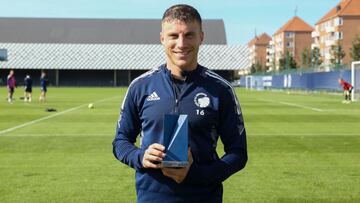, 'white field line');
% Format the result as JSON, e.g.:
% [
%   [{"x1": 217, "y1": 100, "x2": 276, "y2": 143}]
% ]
[
  {"x1": 258, "y1": 99, "x2": 324, "y2": 112},
  {"x1": 0, "y1": 96, "x2": 119, "y2": 136},
  {"x1": 249, "y1": 133, "x2": 360, "y2": 136},
  {"x1": 9, "y1": 133, "x2": 360, "y2": 137},
  {"x1": 9, "y1": 134, "x2": 112, "y2": 136}
]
